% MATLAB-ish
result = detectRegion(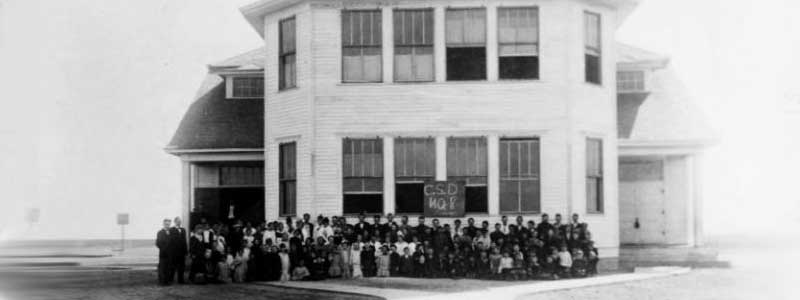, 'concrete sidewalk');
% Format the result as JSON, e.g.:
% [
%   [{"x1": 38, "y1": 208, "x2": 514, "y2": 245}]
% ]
[{"x1": 261, "y1": 267, "x2": 690, "y2": 300}]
